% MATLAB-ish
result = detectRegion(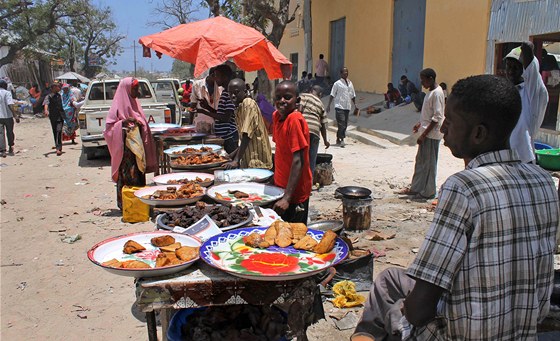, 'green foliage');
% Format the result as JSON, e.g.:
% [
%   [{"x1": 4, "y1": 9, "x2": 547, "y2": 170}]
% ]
[{"x1": 170, "y1": 60, "x2": 194, "y2": 80}]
